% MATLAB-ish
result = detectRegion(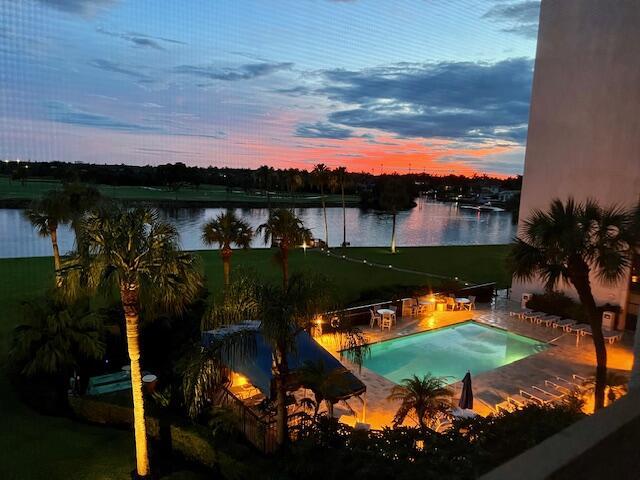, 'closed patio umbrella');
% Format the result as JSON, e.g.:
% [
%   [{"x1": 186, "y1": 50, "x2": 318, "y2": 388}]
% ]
[{"x1": 458, "y1": 371, "x2": 473, "y2": 410}]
